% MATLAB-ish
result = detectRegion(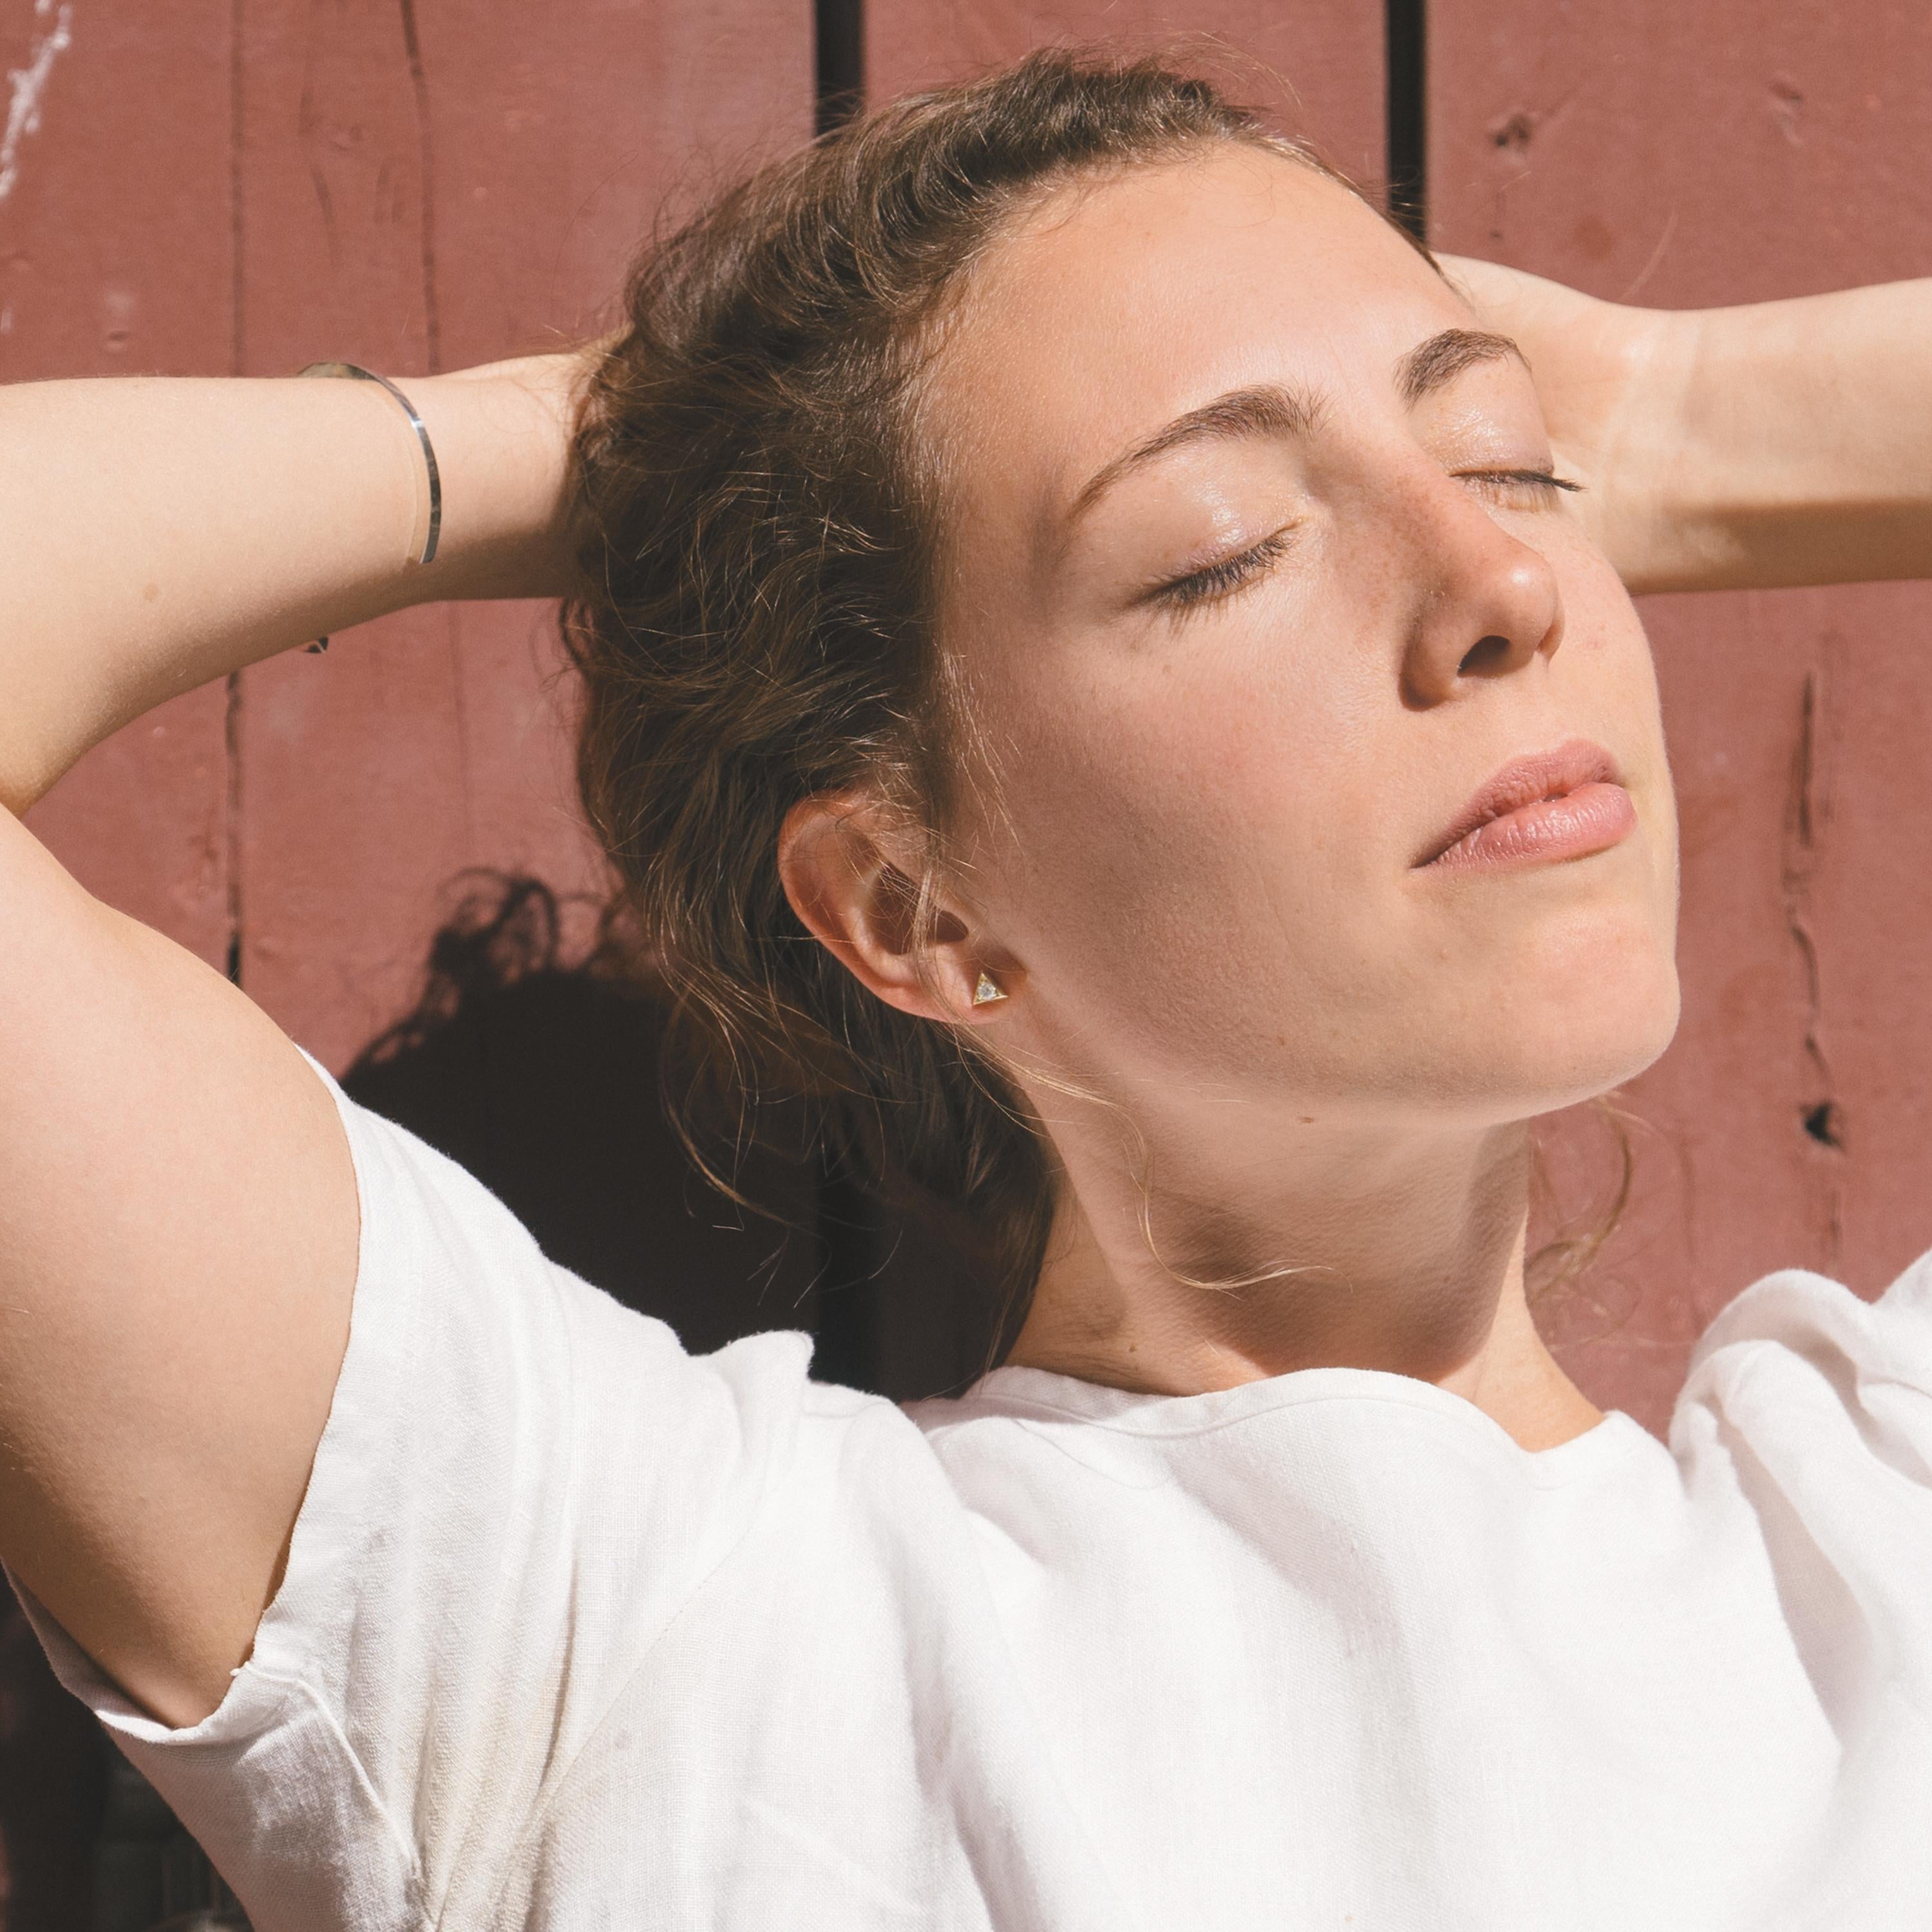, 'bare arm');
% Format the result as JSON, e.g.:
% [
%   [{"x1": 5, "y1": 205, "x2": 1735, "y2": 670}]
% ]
[
  {"x1": 0, "y1": 355, "x2": 584, "y2": 814},
  {"x1": 0, "y1": 351, "x2": 585, "y2": 1727},
  {"x1": 1440, "y1": 256, "x2": 1932, "y2": 594}
]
